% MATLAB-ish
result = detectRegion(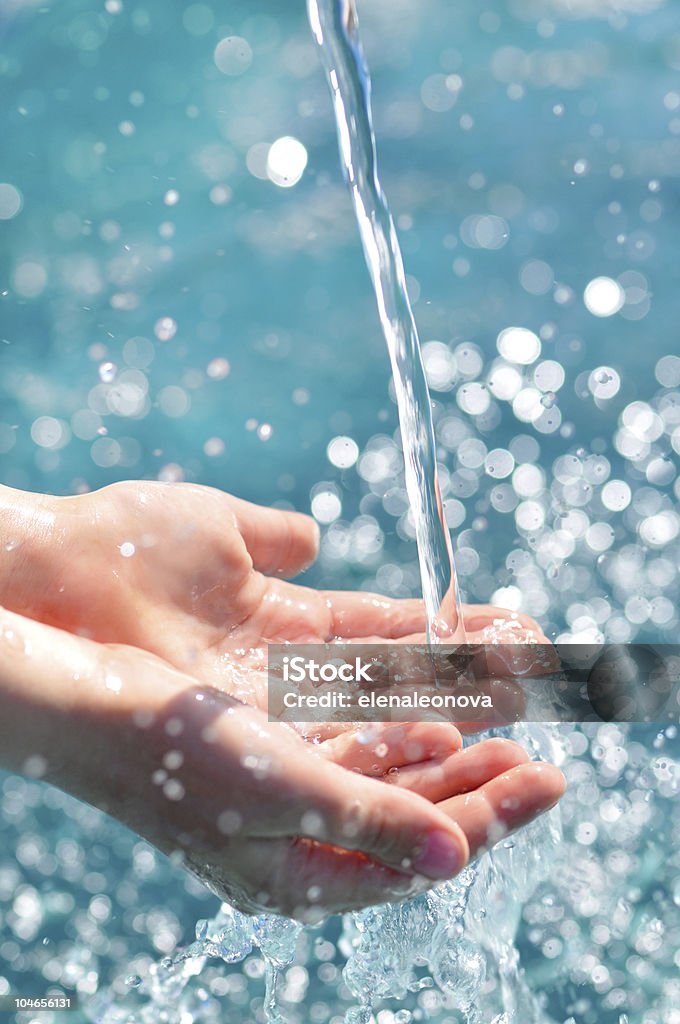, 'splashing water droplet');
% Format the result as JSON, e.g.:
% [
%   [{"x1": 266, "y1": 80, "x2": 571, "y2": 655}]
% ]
[
  {"x1": 98, "y1": 361, "x2": 117, "y2": 383},
  {"x1": 155, "y1": 316, "x2": 177, "y2": 341},
  {"x1": 1, "y1": 628, "x2": 25, "y2": 654}
]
